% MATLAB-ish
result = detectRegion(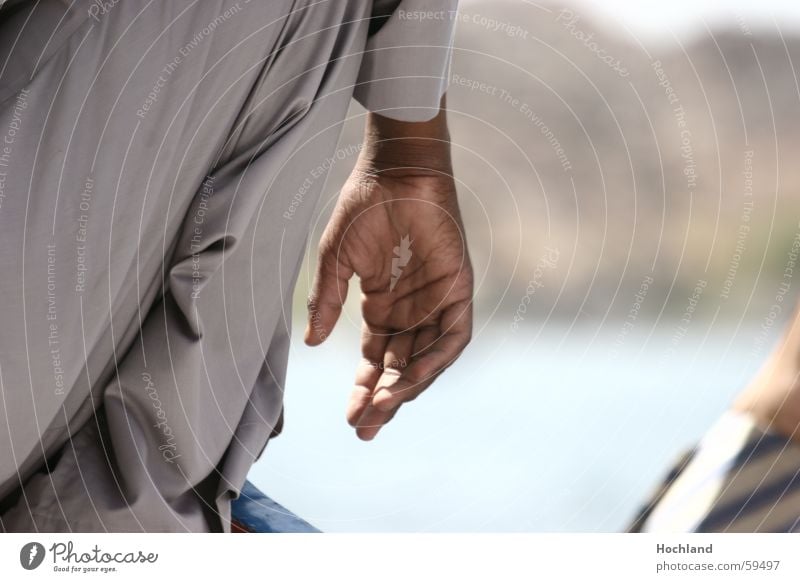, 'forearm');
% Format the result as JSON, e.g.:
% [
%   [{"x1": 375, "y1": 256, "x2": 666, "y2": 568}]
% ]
[{"x1": 734, "y1": 302, "x2": 800, "y2": 443}]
